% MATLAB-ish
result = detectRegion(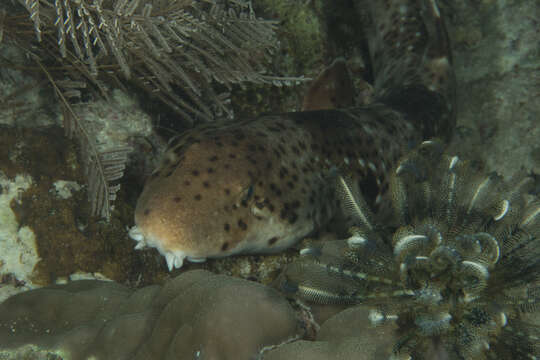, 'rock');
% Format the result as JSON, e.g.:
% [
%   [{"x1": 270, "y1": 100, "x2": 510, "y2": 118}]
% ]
[{"x1": 0, "y1": 270, "x2": 299, "y2": 360}]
